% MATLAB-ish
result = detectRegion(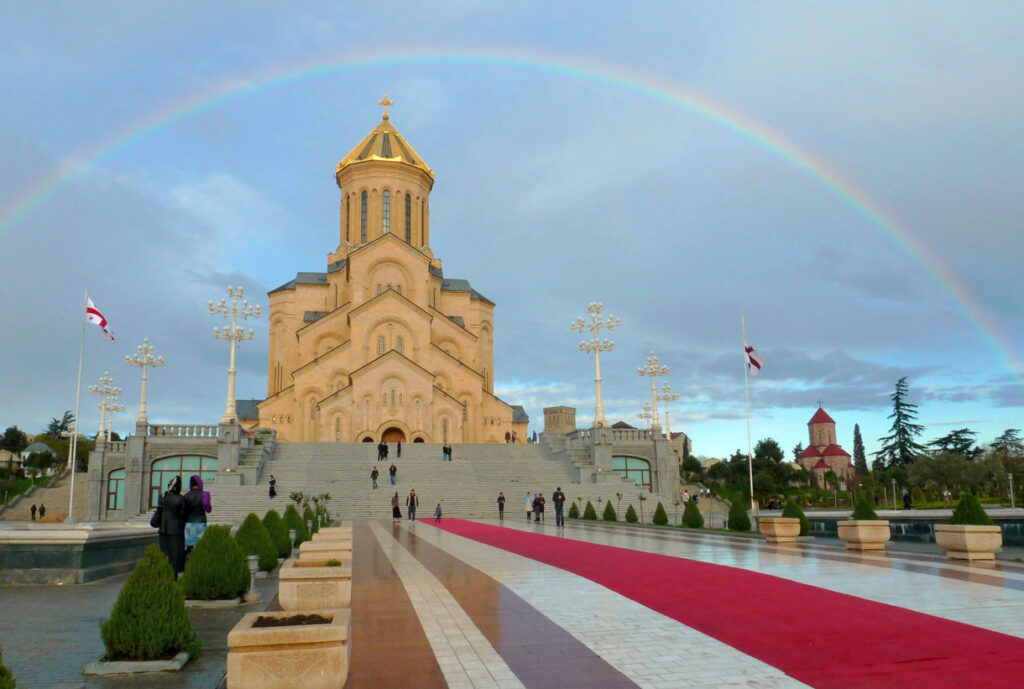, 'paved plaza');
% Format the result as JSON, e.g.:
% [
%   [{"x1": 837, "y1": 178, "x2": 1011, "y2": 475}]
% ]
[{"x1": 3, "y1": 520, "x2": 1024, "y2": 687}]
